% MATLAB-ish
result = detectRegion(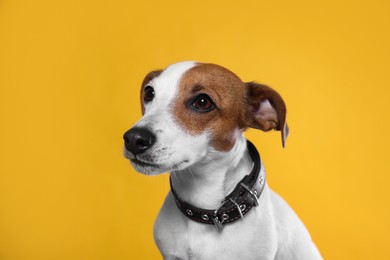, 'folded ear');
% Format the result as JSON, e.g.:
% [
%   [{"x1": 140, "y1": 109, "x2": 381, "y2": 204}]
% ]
[{"x1": 245, "y1": 82, "x2": 289, "y2": 148}]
